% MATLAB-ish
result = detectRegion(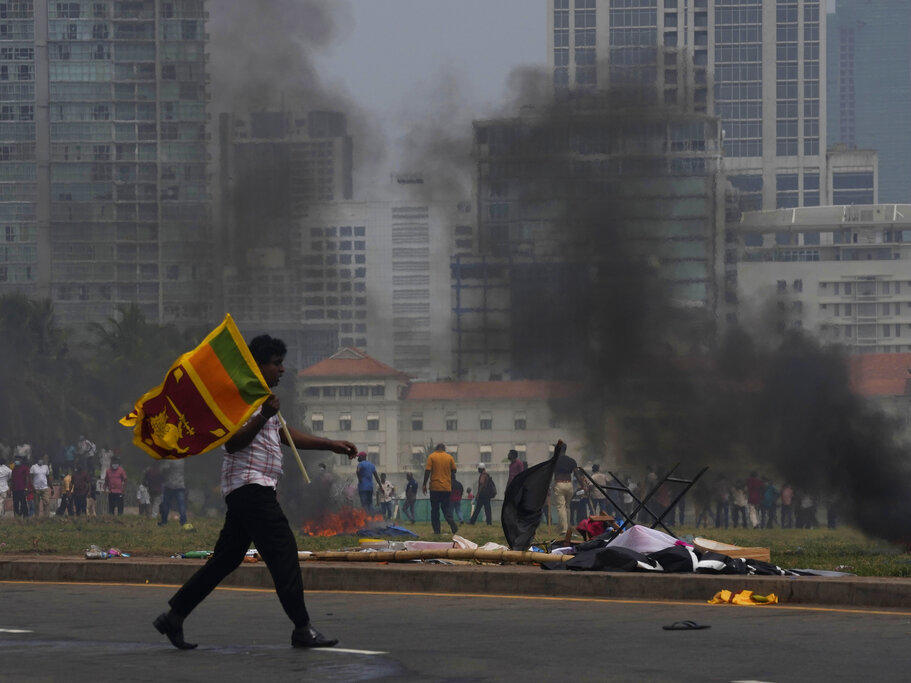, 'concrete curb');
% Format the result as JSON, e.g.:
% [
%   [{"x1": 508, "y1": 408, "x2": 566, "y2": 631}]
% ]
[{"x1": 2, "y1": 557, "x2": 911, "y2": 609}]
